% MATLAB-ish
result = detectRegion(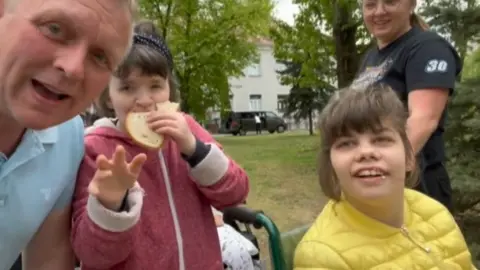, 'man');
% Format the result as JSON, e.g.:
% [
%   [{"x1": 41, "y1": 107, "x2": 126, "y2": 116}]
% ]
[
  {"x1": 254, "y1": 114, "x2": 261, "y2": 135},
  {"x1": 0, "y1": 0, "x2": 134, "y2": 269}
]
